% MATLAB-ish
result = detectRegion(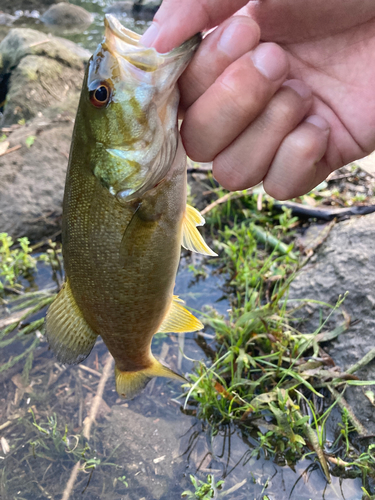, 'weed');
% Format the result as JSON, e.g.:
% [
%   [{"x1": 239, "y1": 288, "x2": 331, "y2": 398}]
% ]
[
  {"x1": 25, "y1": 135, "x2": 36, "y2": 148},
  {"x1": 182, "y1": 474, "x2": 224, "y2": 499},
  {"x1": 0, "y1": 233, "x2": 37, "y2": 293},
  {"x1": 184, "y1": 188, "x2": 375, "y2": 489}
]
